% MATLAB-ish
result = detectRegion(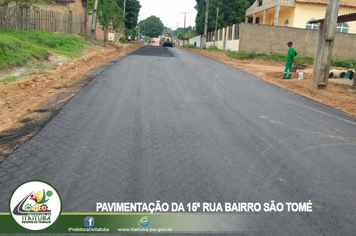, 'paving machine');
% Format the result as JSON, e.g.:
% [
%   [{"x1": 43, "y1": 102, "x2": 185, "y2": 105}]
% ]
[{"x1": 161, "y1": 34, "x2": 173, "y2": 47}]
